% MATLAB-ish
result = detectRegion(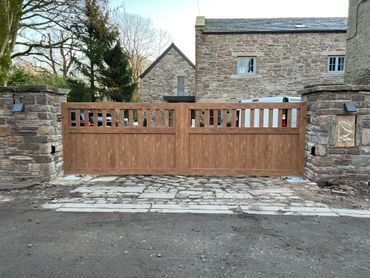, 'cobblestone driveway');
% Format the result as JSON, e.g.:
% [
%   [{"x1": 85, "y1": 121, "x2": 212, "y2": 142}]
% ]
[{"x1": 42, "y1": 175, "x2": 370, "y2": 217}]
